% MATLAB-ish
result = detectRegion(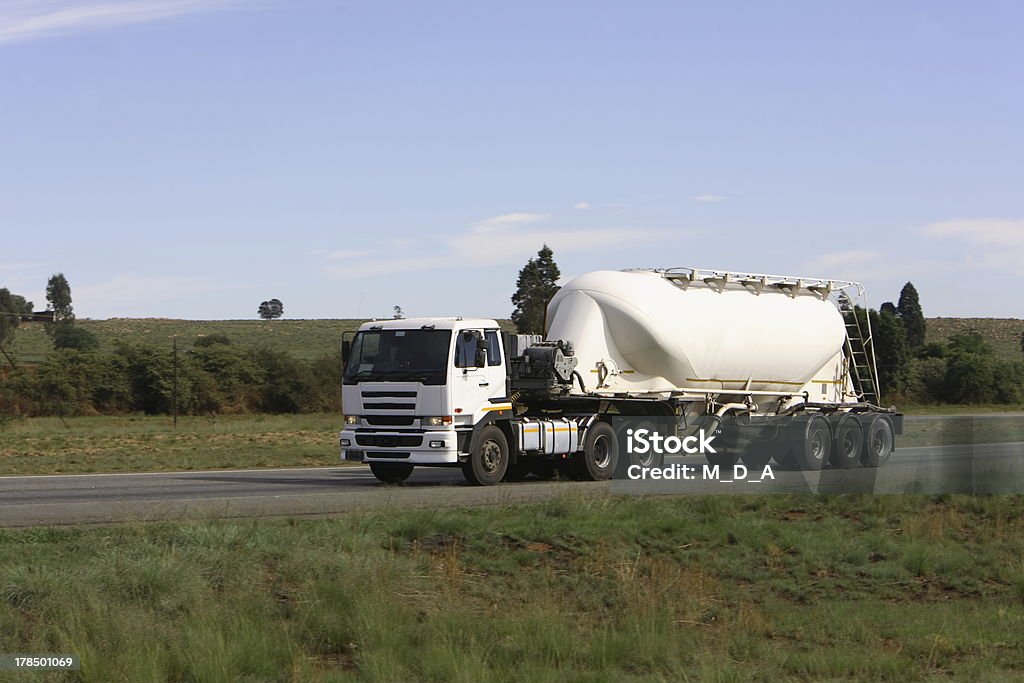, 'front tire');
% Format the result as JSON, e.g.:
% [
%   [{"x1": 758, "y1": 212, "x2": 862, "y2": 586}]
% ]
[
  {"x1": 369, "y1": 462, "x2": 414, "y2": 484},
  {"x1": 462, "y1": 425, "x2": 509, "y2": 486},
  {"x1": 572, "y1": 421, "x2": 617, "y2": 481}
]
